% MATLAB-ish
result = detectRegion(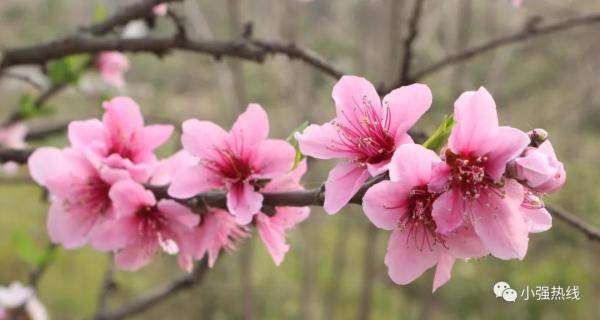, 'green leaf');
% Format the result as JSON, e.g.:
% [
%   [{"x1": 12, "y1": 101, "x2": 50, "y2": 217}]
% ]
[
  {"x1": 48, "y1": 54, "x2": 91, "y2": 85},
  {"x1": 93, "y1": 3, "x2": 108, "y2": 22},
  {"x1": 422, "y1": 114, "x2": 455, "y2": 152},
  {"x1": 287, "y1": 121, "x2": 309, "y2": 170},
  {"x1": 18, "y1": 93, "x2": 37, "y2": 119},
  {"x1": 10, "y1": 229, "x2": 56, "y2": 268}
]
